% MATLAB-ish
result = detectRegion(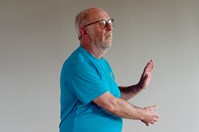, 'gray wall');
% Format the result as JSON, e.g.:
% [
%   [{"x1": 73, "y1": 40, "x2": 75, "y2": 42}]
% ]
[{"x1": 0, "y1": 0, "x2": 199, "y2": 132}]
